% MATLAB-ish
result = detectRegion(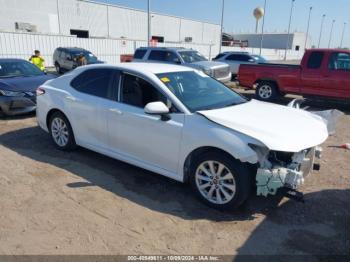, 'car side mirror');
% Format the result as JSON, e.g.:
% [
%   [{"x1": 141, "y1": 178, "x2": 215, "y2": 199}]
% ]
[
  {"x1": 249, "y1": 59, "x2": 255, "y2": 63},
  {"x1": 144, "y1": 102, "x2": 170, "y2": 121}
]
